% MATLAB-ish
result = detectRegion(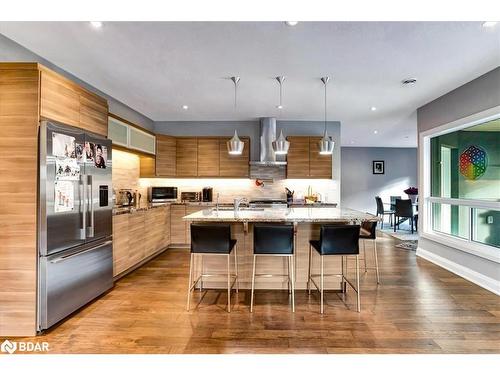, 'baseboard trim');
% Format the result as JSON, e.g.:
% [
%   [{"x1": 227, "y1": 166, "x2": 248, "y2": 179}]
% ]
[{"x1": 416, "y1": 247, "x2": 500, "y2": 296}]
